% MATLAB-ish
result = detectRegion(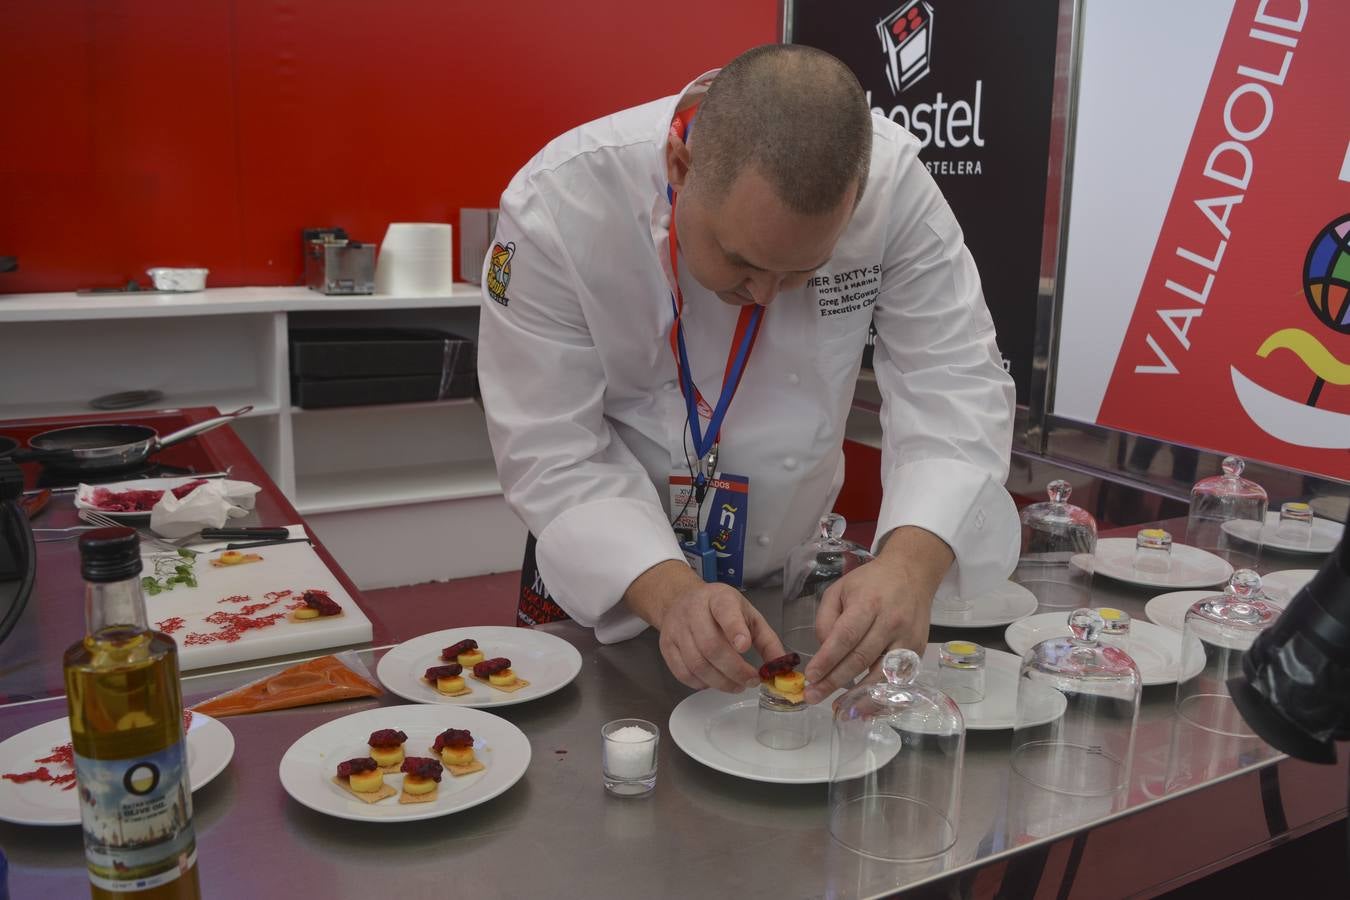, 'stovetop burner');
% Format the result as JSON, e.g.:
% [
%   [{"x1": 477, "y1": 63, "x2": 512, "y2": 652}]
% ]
[{"x1": 35, "y1": 461, "x2": 198, "y2": 490}]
